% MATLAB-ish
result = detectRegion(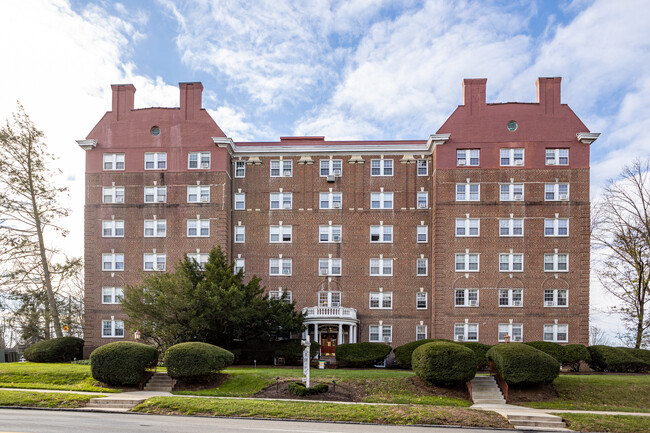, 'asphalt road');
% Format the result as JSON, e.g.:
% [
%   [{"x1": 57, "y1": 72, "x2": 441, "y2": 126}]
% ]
[{"x1": 0, "y1": 409, "x2": 513, "y2": 433}]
